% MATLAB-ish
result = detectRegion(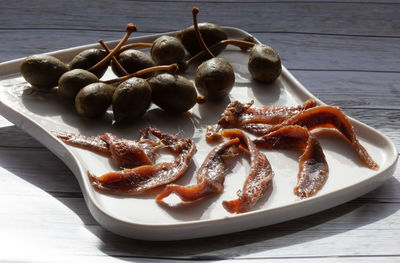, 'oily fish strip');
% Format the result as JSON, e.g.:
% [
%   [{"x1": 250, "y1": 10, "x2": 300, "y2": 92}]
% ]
[
  {"x1": 220, "y1": 129, "x2": 275, "y2": 214},
  {"x1": 254, "y1": 125, "x2": 329, "y2": 198},
  {"x1": 156, "y1": 138, "x2": 241, "y2": 203}
]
